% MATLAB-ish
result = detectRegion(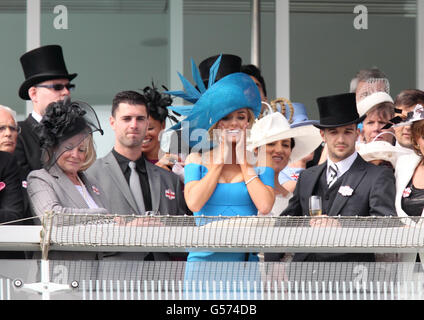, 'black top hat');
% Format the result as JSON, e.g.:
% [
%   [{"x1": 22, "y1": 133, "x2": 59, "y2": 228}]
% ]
[
  {"x1": 198, "y1": 54, "x2": 242, "y2": 87},
  {"x1": 314, "y1": 93, "x2": 365, "y2": 129},
  {"x1": 19, "y1": 45, "x2": 77, "y2": 100}
]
